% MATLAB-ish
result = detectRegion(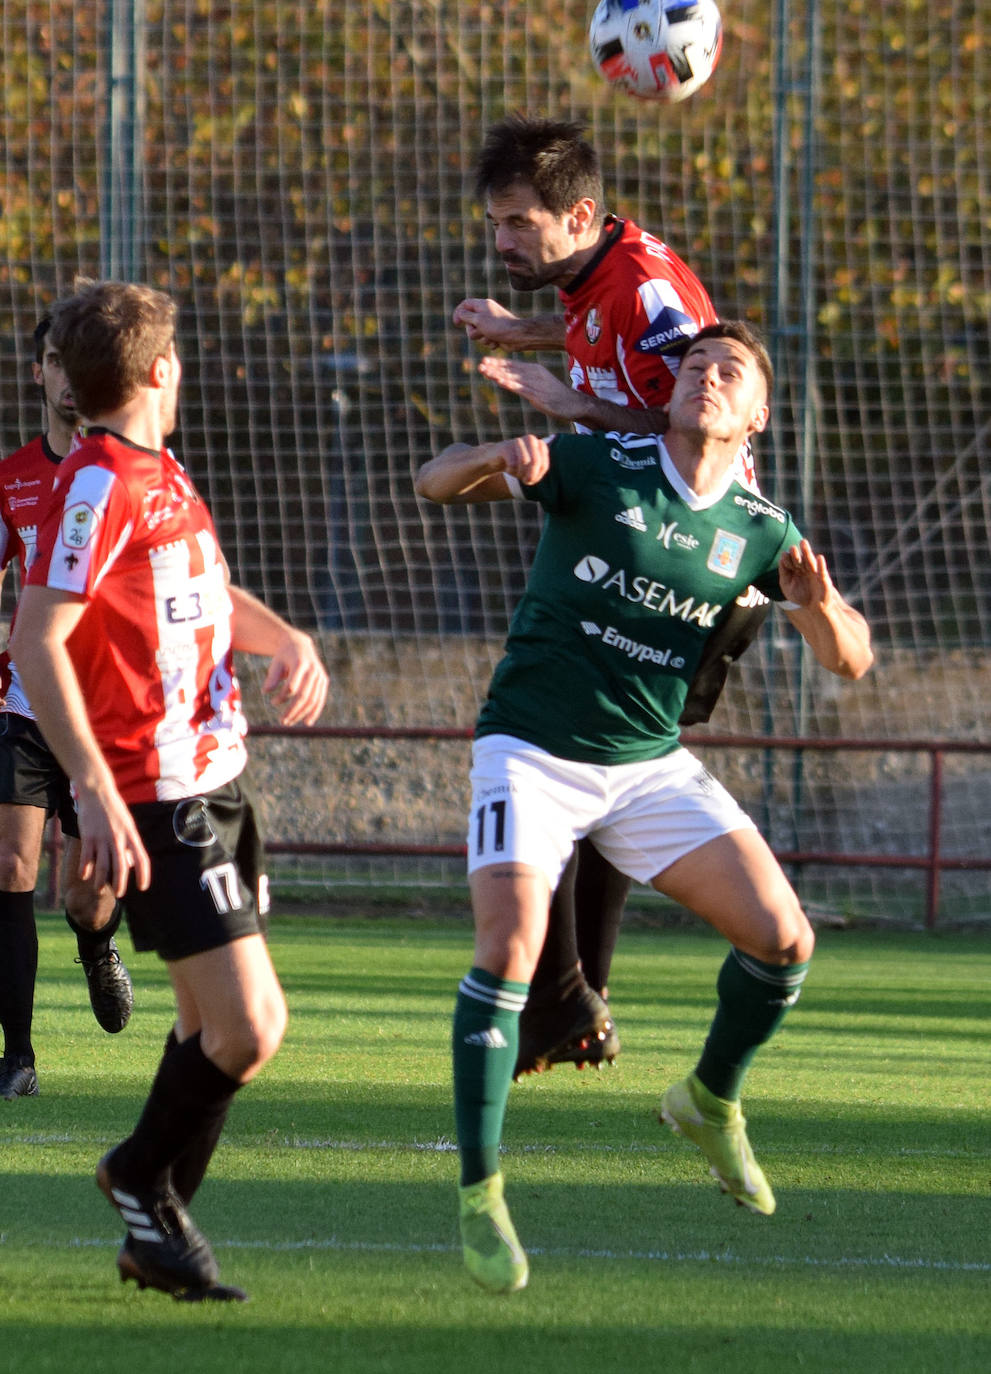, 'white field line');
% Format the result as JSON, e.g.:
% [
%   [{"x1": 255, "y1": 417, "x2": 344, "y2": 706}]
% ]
[
  {"x1": 5, "y1": 1133, "x2": 991, "y2": 1161},
  {"x1": 286, "y1": 1138, "x2": 991, "y2": 1161},
  {"x1": 19, "y1": 1235, "x2": 991, "y2": 1276}
]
